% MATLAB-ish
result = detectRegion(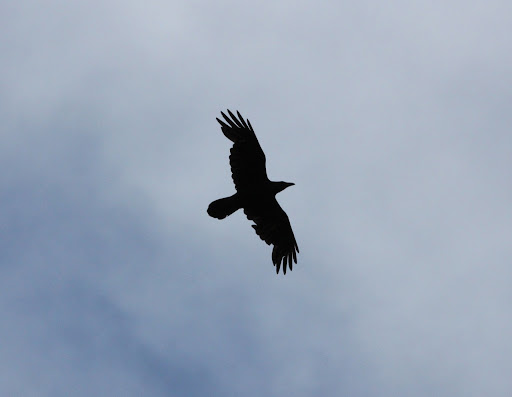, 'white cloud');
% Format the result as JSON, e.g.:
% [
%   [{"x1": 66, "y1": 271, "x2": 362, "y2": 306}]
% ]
[{"x1": 1, "y1": 1, "x2": 511, "y2": 396}]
